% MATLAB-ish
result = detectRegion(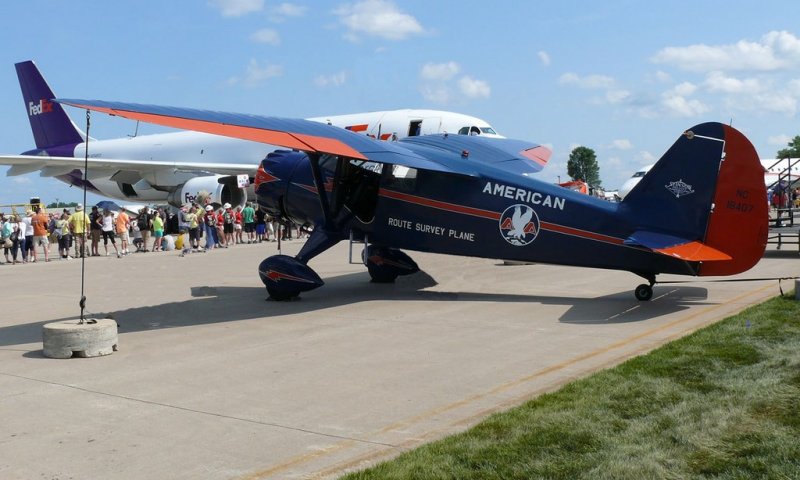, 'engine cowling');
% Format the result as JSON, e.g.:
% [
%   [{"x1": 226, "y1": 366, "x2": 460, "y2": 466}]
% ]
[{"x1": 167, "y1": 175, "x2": 247, "y2": 209}]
